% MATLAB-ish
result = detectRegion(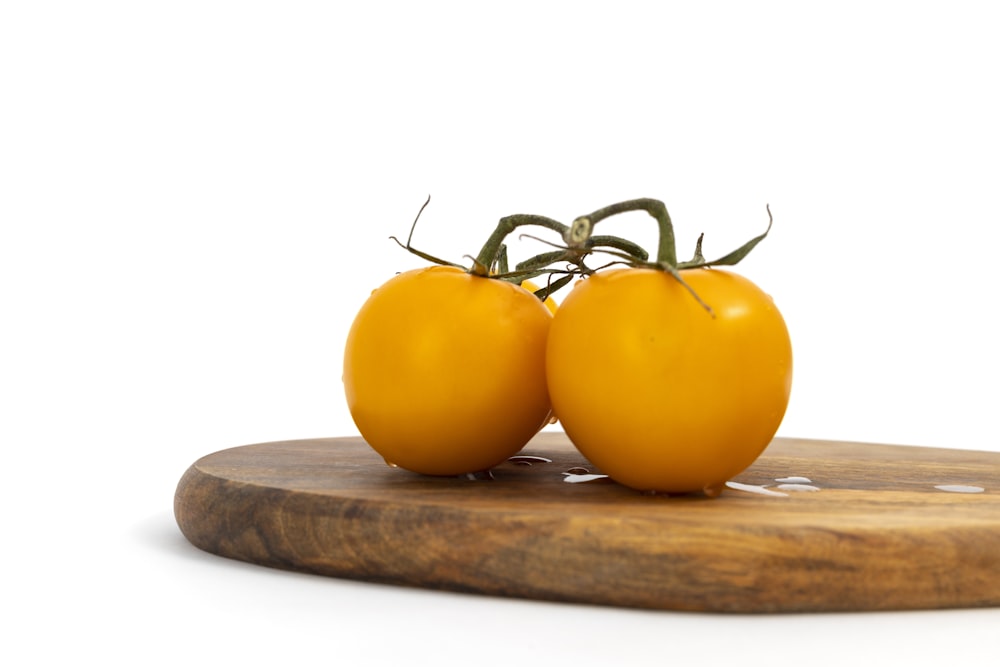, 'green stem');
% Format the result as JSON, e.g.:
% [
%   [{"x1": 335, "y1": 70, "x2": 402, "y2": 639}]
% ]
[
  {"x1": 588, "y1": 235, "x2": 649, "y2": 261},
  {"x1": 570, "y1": 198, "x2": 677, "y2": 267},
  {"x1": 472, "y1": 214, "x2": 569, "y2": 277},
  {"x1": 515, "y1": 249, "x2": 571, "y2": 273},
  {"x1": 492, "y1": 244, "x2": 509, "y2": 274}
]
